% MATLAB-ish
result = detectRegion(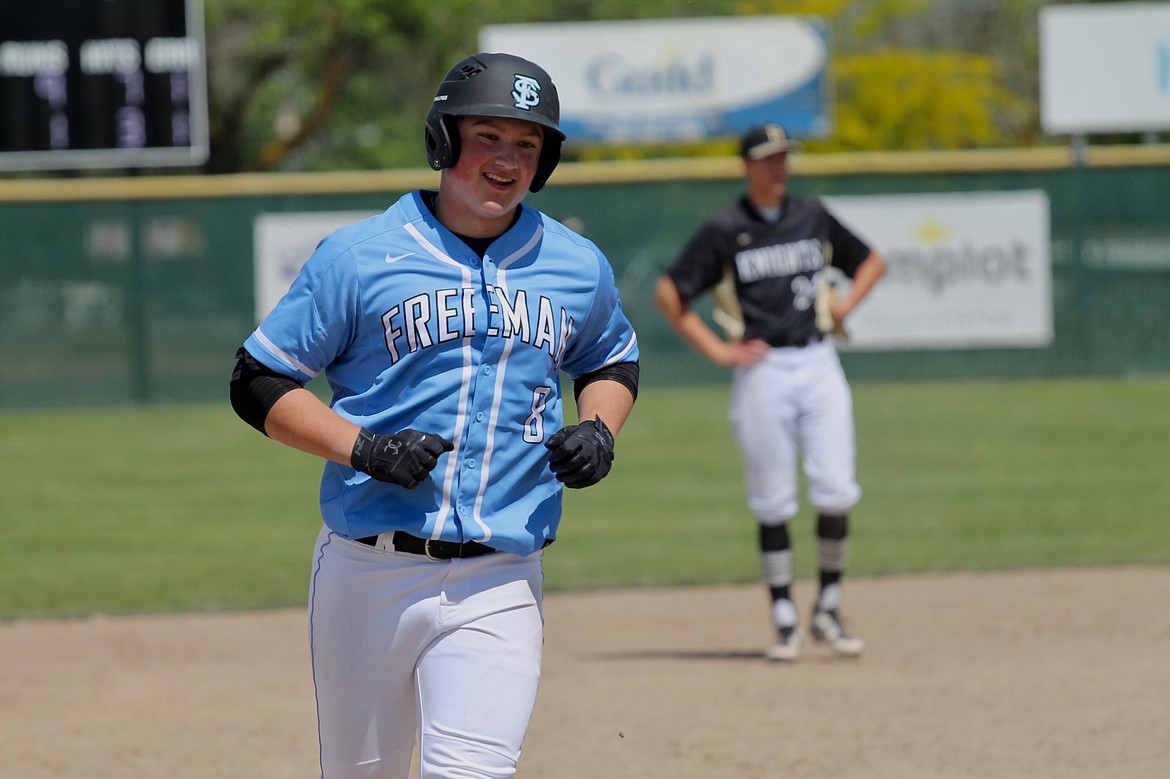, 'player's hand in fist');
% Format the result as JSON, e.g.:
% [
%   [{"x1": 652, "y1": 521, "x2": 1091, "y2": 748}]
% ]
[
  {"x1": 351, "y1": 428, "x2": 454, "y2": 489},
  {"x1": 545, "y1": 415, "x2": 614, "y2": 489}
]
